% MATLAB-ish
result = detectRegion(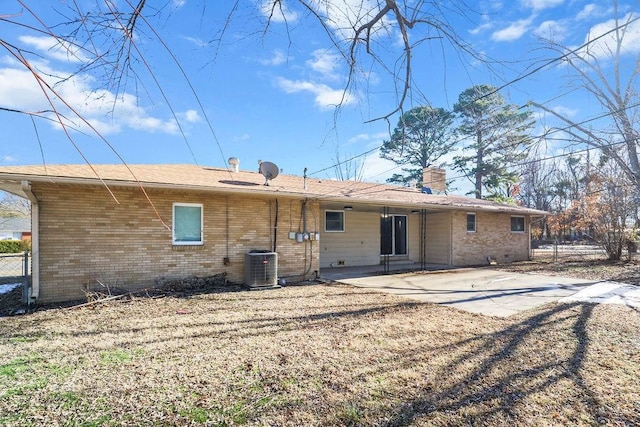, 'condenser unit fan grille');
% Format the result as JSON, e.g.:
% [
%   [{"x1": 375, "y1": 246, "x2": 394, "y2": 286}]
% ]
[{"x1": 244, "y1": 252, "x2": 278, "y2": 287}]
